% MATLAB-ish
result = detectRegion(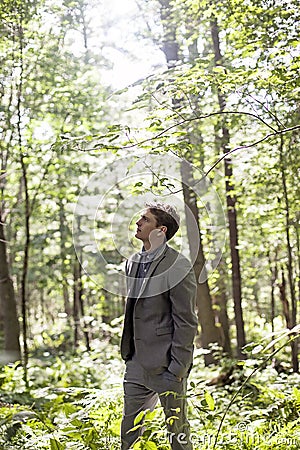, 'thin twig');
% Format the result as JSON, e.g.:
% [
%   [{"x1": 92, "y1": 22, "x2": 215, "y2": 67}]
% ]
[
  {"x1": 144, "y1": 124, "x2": 300, "y2": 196},
  {"x1": 75, "y1": 110, "x2": 282, "y2": 154},
  {"x1": 120, "y1": 110, "x2": 279, "y2": 150},
  {"x1": 204, "y1": 125, "x2": 300, "y2": 178}
]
